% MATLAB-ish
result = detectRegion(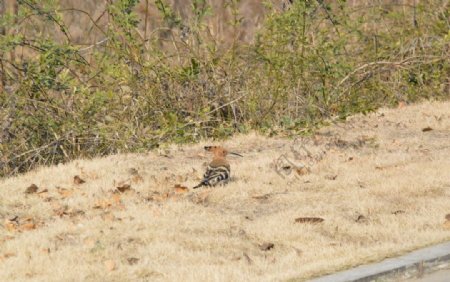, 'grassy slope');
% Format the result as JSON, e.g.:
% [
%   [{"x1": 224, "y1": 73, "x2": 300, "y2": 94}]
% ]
[{"x1": 1, "y1": 101, "x2": 450, "y2": 281}]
